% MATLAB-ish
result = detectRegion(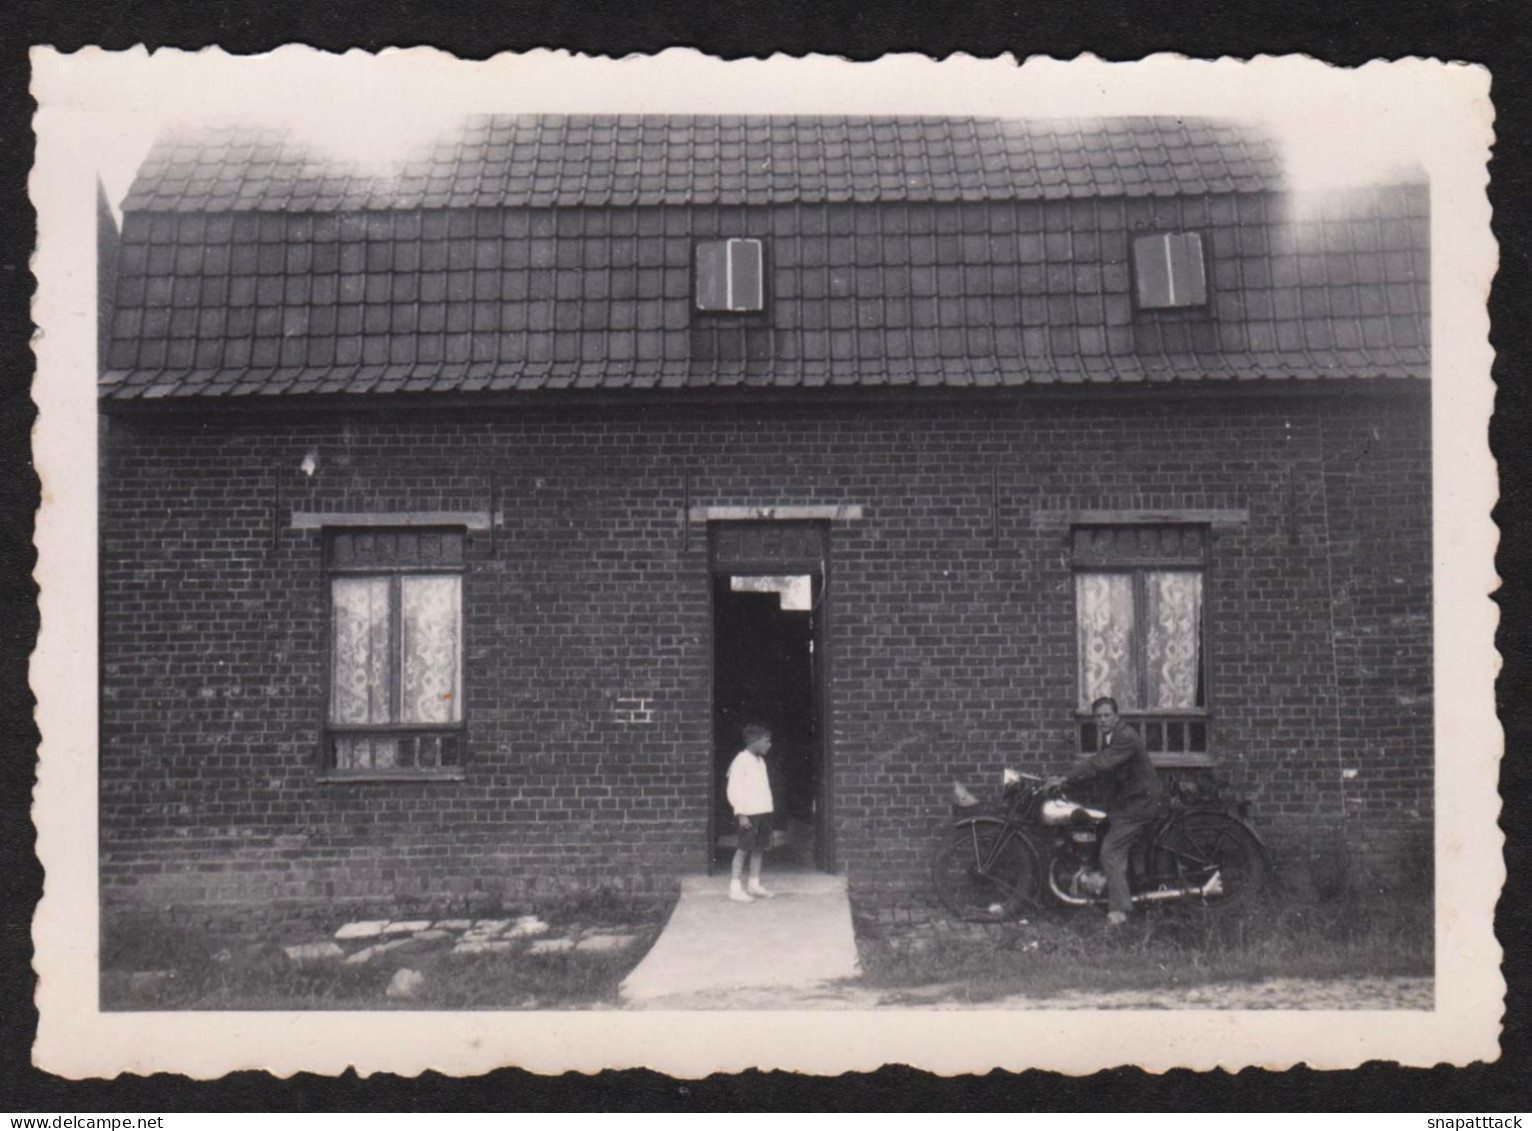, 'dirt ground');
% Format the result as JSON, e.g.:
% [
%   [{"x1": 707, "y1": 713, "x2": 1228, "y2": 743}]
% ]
[
  {"x1": 618, "y1": 975, "x2": 1433, "y2": 1011},
  {"x1": 880, "y1": 975, "x2": 1434, "y2": 1010}
]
